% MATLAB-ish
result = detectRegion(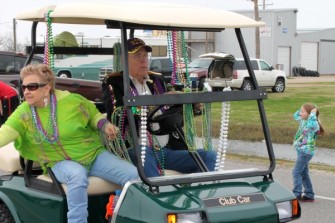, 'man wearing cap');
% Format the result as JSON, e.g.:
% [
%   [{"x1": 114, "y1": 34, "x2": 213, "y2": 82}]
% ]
[{"x1": 102, "y1": 37, "x2": 216, "y2": 177}]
